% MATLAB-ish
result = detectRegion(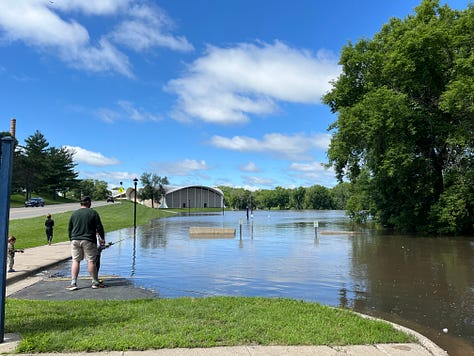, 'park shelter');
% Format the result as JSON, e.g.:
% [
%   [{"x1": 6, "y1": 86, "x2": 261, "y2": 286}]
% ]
[{"x1": 160, "y1": 185, "x2": 224, "y2": 209}]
